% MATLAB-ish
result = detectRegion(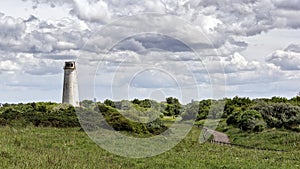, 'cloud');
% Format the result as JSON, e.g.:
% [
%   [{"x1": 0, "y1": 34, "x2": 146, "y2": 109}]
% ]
[
  {"x1": 113, "y1": 38, "x2": 147, "y2": 54},
  {"x1": 1, "y1": 0, "x2": 300, "y2": 102},
  {"x1": 70, "y1": 0, "x2": 111, "y2": 24},
  {"x1": 0, "y1": 51, "x2": 21, "y2": 74},
  {"x1": 0, "y1": 15, "x2": 26, "y2": 40},
  {"x1": 113, "y1": 34, "x2": 192, "y2": 54},
  {"x1": 37, "y1": 54, "x2": 77, "y2": 60},
  {"x1": 224, "y1": 52, "x2": 258, "y2": 73},
  {"x1": 85, "y1": 49, "x2": 206, "y2": 91},
  {"x1": 19, "y1": 0, "x2": 300, "y2": 57},
  {"x1": 0, "y1": 52, "x2": 64, "y2": 75},
  {"x1": 285, "y1": 44, "x2": 300, "y2": 52},
  {"x1": 38, "y1": 21, "x2": 56, "y2": 29},
  {"x1": 225, "y1": 63, "x2": 284, "y2": 86},
  {"x1": 272, "y1": 0, "x2": 300, "y2": 10},
  {"x1": 134, "y1": 34, "x2": 192, "y2": 52},
  {"x1": 22, "y1": 0, "x2": 74, "y2": 8},
  {"x1": 24, "y1": 15, "x2": 38, "y2": 22},
  {"x1": 129, "y1": 69, "x2": 179, "y2": 88},
  {"x1": 0, "y1": 14, "x2": 88, "y2": 54},
  {"x1": 190, "y1": 0, "x2": 275, "y2": 36},
  {"x1": 273, "y1": 9, "x2": 300, "y2": 29},
  {"x1": 266, "y1": 44, "x2": 300, "y2": 70},
  {"x1": 22, "y1": 0, "x2": 300, "y2": 31},
  {"x1": 0, "y1": 60, "x2": 20, "y2": 73},
  {"x1": 23, "y1": 60, "x2": 63, "y2": 75}
]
